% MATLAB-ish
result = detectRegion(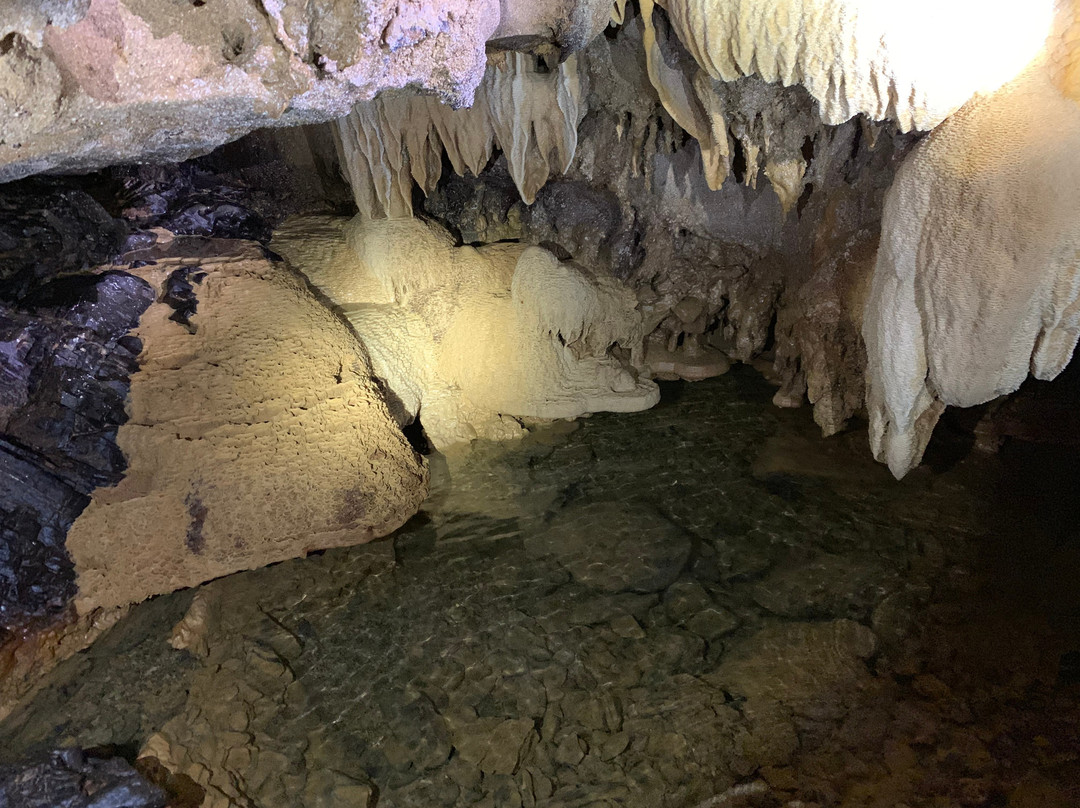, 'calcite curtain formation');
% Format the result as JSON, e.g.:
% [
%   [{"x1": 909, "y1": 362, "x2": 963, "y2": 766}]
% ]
[
  {"x1": 864, "y1": 7, "x2": 1080, "y2": 477},
  {"x1": 332, "y1": 52, "x2": 586, "y2": 218}
]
